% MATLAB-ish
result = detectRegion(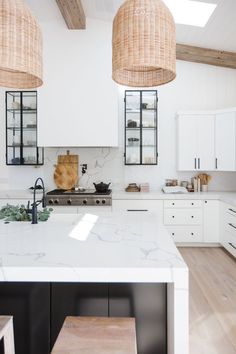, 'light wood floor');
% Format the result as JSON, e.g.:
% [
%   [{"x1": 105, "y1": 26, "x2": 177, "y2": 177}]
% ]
[{"x1": 179, "y1": 247, "x2": 236, "y2": 354}]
